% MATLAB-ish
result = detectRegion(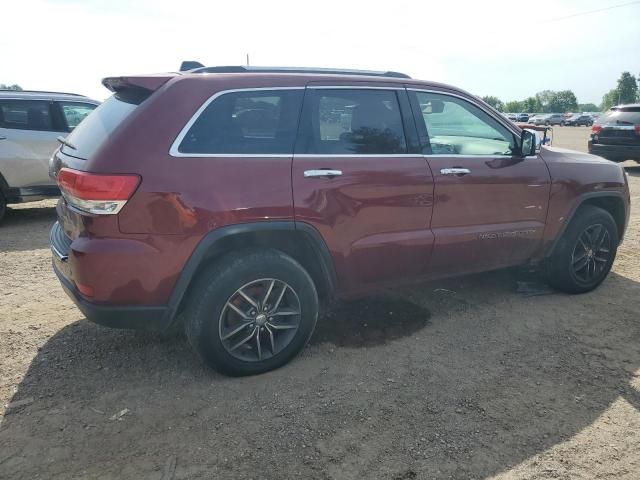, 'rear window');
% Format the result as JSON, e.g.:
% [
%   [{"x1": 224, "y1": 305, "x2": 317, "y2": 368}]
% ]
[
  {"x1": 599, "y1": 107, "x2": 640, "y2": 125},
  {"x1": 62, "y1": 93, "x2": 142, "y2": 159},
  {"x1": 177, "y1": 89, "x2": 304, "y2": 155},
  {"x1": 0, "y1": 100, "x2": 54, "y2": 131}
]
